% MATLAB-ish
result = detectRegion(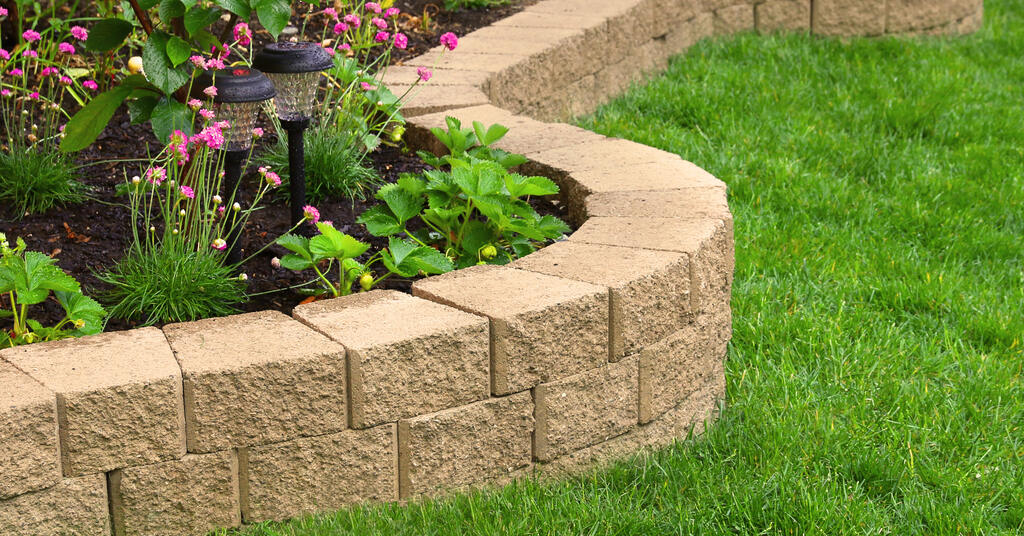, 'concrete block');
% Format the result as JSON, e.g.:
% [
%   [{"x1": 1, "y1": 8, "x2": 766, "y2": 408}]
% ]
[
  {"x1": 0, "y1": 474, "x2": 109, "y2": 536},
  {"x1": 0, "y1": 361, "x2": 59, "y2": 498}
]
